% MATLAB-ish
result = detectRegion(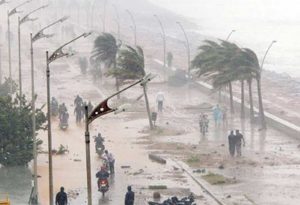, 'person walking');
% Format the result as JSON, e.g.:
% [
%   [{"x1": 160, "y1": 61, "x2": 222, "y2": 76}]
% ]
[
  {"x1": 125, "y1": 186, "x2": 135, "y2": 205},
  {"x1": 55, "y1": 187, "x2": 68, "y2": 205},
  {"x1": 235, "y1": 130, "x2": 245, "y2": 157},
  {"x1": 104, "y1": 150, "x2": 115, "y2": 174},
  {"x1": 156, "y1": 91, "x2": 165, "y2": 112},
  {"x1": 228, "y1": 130, "x2": 236, "y2": 157}
]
